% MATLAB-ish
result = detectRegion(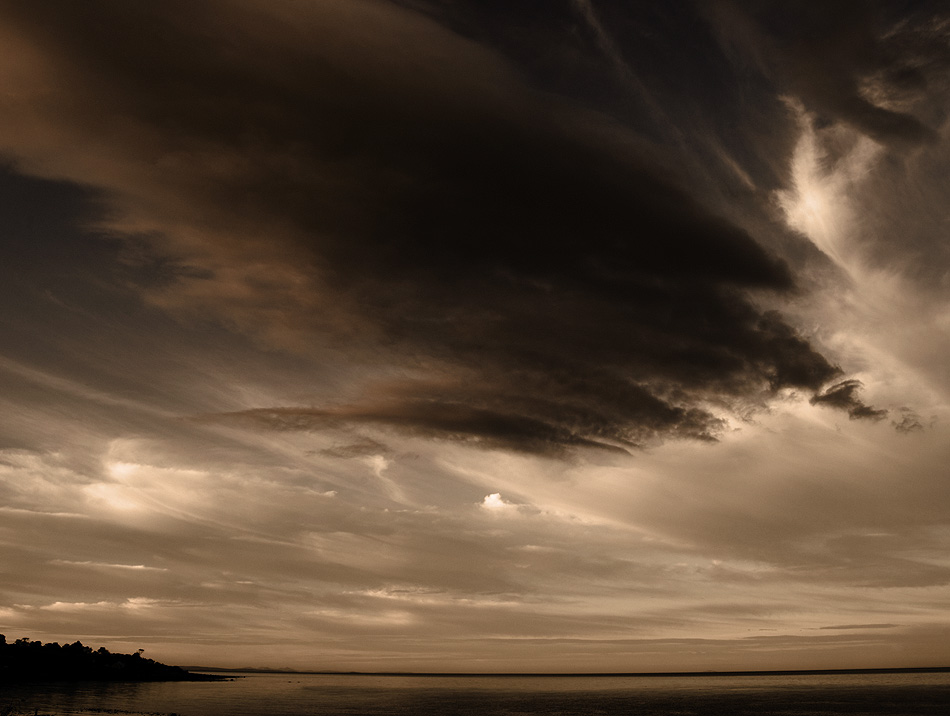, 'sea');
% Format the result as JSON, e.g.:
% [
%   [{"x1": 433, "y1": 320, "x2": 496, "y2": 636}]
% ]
[{"x1": 3, "y1": 671, "x2": 950, "y2": 716}]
